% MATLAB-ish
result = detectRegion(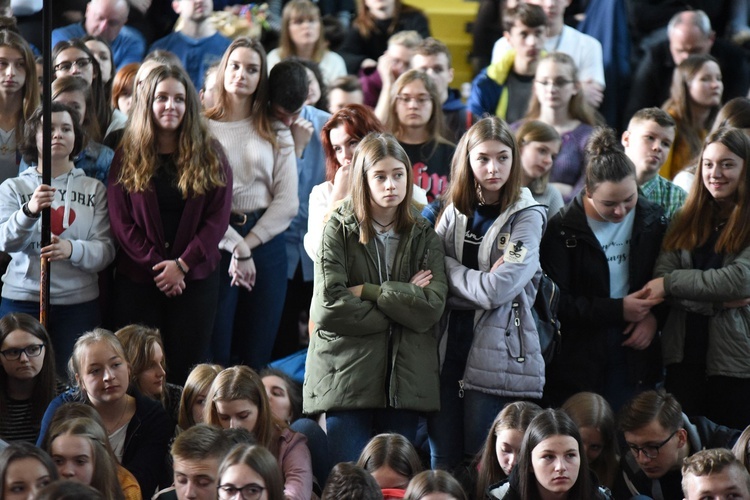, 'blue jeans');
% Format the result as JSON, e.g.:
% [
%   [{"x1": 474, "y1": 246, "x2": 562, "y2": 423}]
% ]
[
  {"x1": 211, "y1": 211, "x2": 287, "y2": 369},
  {"x1": 0, "y1": 298, "x2": 100, "y2": 378},
  {"x1": 326, "y1": 408, "x2": 419, "y2": 465}
]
